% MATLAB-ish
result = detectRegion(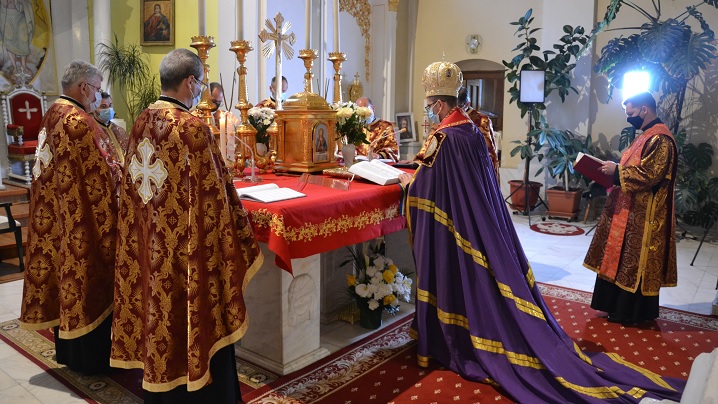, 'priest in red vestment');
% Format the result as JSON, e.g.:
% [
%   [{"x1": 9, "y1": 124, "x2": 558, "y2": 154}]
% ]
[
  {"x1": 255, "y1": 75, "x2": 288, "y2": 109},
  {"x1": 20, "y1": 60, "x2": 120, "y2": 374},
  {"x1": 355, "y1": 97, "x2": 400, "y2": 162},
  {"x1": 110, "y1": 48, "x2": 263, "y2": 403},
  {"x1": 584, "y1": 92, "x2": 678, "y2": 325}
]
